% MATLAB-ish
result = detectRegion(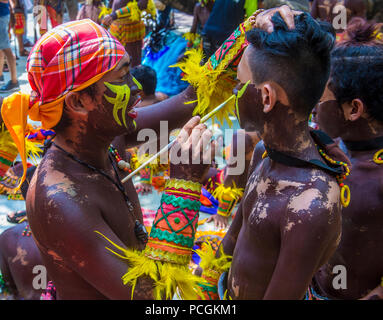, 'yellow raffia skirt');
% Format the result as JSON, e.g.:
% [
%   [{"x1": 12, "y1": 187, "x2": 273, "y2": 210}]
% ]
[{"x1": 110, "y1": 18, "x2": 145, "y2": 45}]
